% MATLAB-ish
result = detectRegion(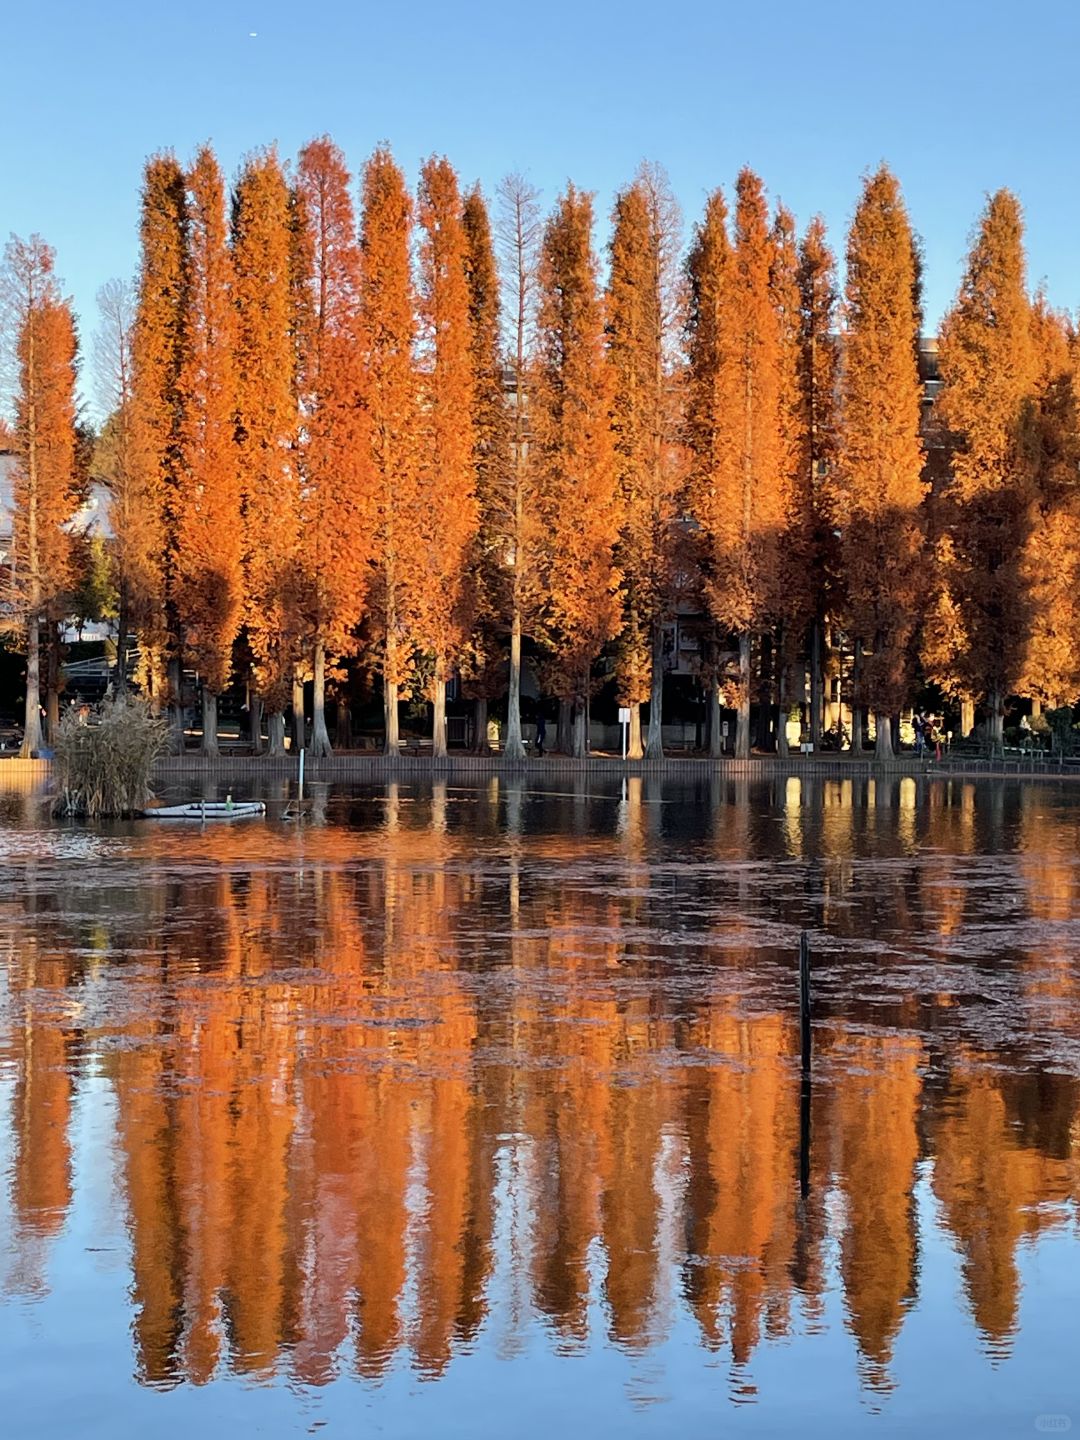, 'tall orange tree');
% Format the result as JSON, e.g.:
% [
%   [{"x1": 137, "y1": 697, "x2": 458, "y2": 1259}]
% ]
[
  {"x1": 531, "y1": 184, "x2": 620, "y2": 757},
  {"x1": 686, "y1": 171, "x2": 787, "y2": 759},
  {"x1": 461, "y1": 183, "x2": 510, "y2": 753},
  {"x1": 294, "y1": 137, "x2": 369, "y2": 757},
  {"x1": 1019, "y1": 298, "x2": 1080, "y2": 708},
  {"x1": 129, "y1": 153, "x2": 187, "y2": 730},
  {"x1": 2, "y1": 237, "x2": 79, "y2": 756},
  {"x1": 607, "y1": 163, "x2": 682, "y2": 759},
  {"x1": 837, "y1": 166, "x2": 925, "y2": 758},
  {"x1": 232, "y1": 146, "x2": 302, "y2": 755},
  {"x1": 357, "y1": 146, "x2": 420, "y2": 754},
  {"x1": 414, "y1": 156, "x2": 479, "y2": 759},
  {"x1": 174, "y1": 146, "x2": 241, "y2": 756},
  {"x1": 928, "y1": 190, "x2": 1036, "y2": 748},
  {"x1": 796, "y1": 217, "x2": 840, "y2": 745}
]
